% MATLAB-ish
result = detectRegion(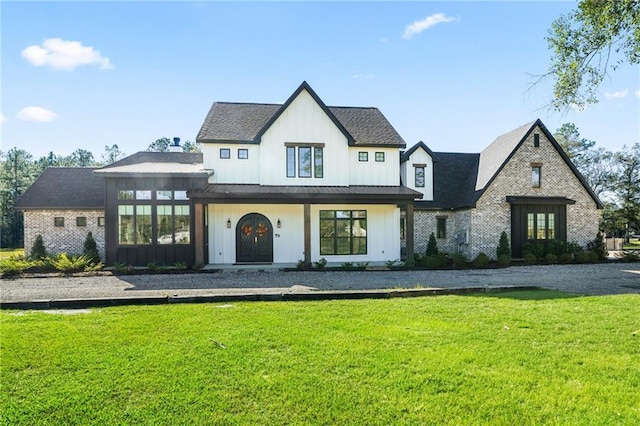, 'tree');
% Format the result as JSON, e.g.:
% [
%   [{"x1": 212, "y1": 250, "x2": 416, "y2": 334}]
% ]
[
  {"x1": 30, "y1": 234, "x2": 47, "y2": 260},
  {"x1": 544, "y1": 0, "x2": 640, "y2": 110},
  {"x1": 181, "y1": 140, "x2": 201, "y2": 153},
  {"x1": 554, "y1": 123, "x2": 615, "y2": 197},
  {"x1": 83, "y1": 232, "x2": 100, "y2": 263},
  {"x1": 101, "y1": 144, "x2": 125, "y2": 165},
  {"x1": 425, "y1": 232, "x2": 438, "y2": 256},
  {"x1": 70, "y1": 149, "x2": 96, "y2": 167},
  {"x1": 0, "y1": 148, "x2": 36, "y2": 248},
  {"x1": 147, "y1": 137, "x2": 171, "y2": 152},
  {"x1": 613, "y1": 143, "x2": 640, "y2": 235}
]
